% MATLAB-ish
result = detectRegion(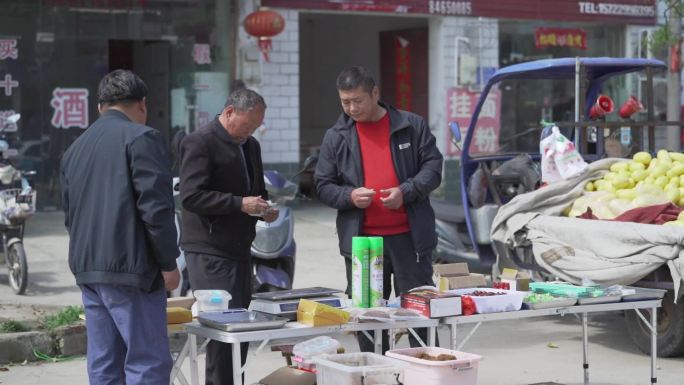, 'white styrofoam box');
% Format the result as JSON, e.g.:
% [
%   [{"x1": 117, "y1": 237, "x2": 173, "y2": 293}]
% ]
[
  {"x1": 313, "y1": 352, "x2": 405, "y2": 385},
  {"x1": 385, "y1": 347, "x2": 482, "y2": 385},
  {"x1": 450, "y1": 288, "x2": 525, "y2": 313}
]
